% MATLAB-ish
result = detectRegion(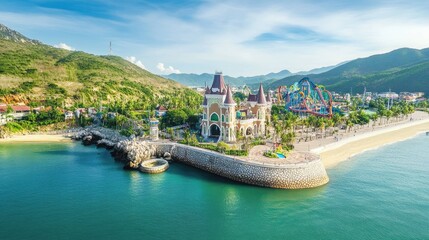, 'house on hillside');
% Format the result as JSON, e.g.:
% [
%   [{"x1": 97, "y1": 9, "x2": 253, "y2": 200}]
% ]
[
  {"x1": 0, "y1": 105, "x2": 31, "y2": 120},
  {"x1": 64, "y1": 111, "x2": 74, "y2": 120},
  {"x1": 88, "y1": 107, "x2": 98, "y2": 116},
  {"x1": 155, "y1": 105, "x2": 167, "y2": 117}
]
